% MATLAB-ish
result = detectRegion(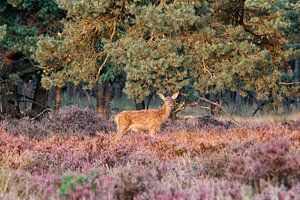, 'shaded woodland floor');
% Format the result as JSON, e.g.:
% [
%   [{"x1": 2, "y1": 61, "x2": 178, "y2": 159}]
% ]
[{"x1": 0, "y1": 107, "x2": 299, "y2": 200}]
